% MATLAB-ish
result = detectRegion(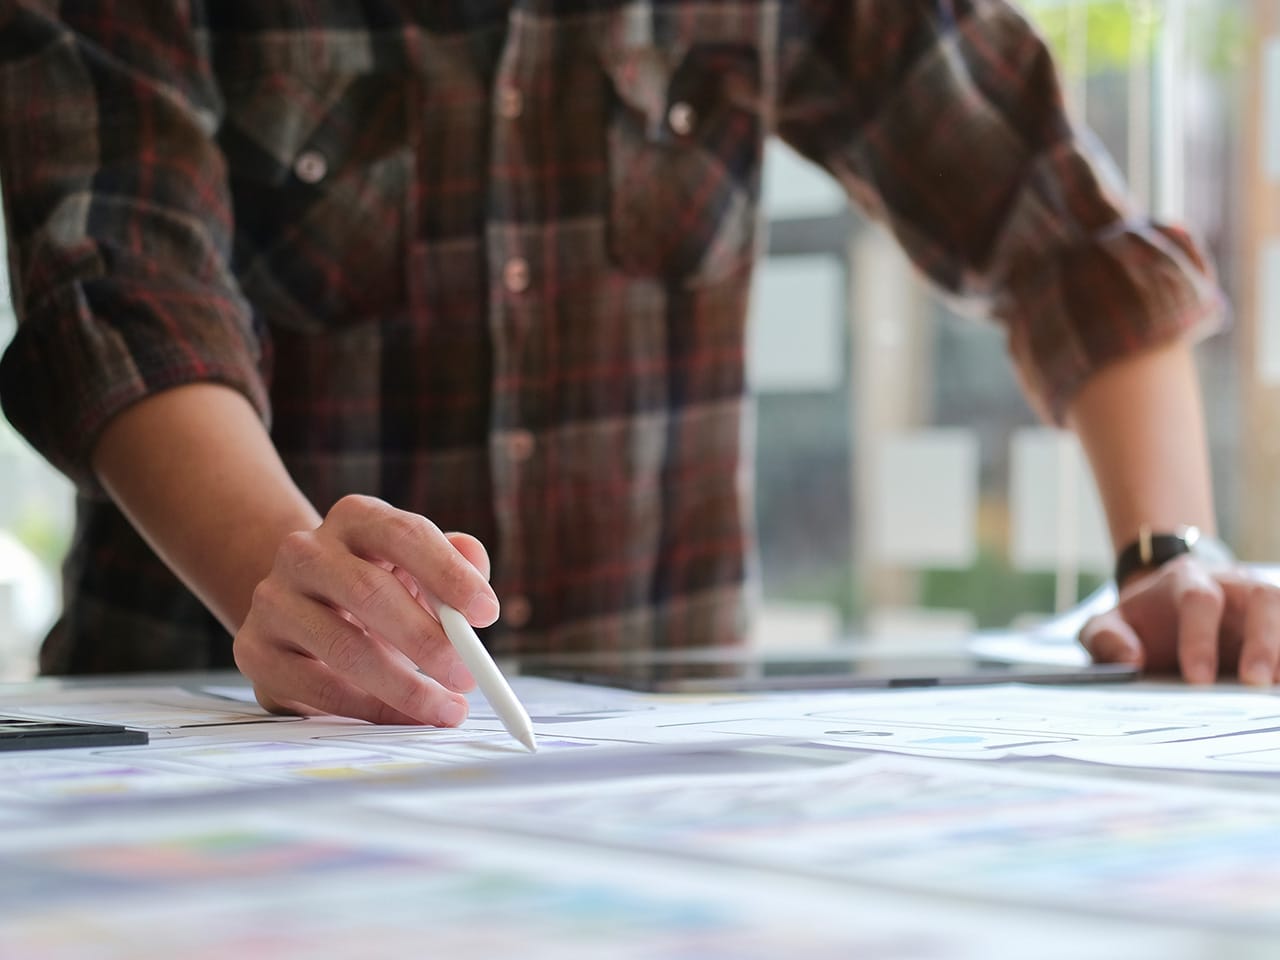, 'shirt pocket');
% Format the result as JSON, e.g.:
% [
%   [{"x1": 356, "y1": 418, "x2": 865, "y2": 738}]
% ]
[
  {"x1": 603, "y1": 44, "x2": 763, "y2": 287},
  {"x1": 217, "y1": 71, "x2": 413, "y2": 332}
]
